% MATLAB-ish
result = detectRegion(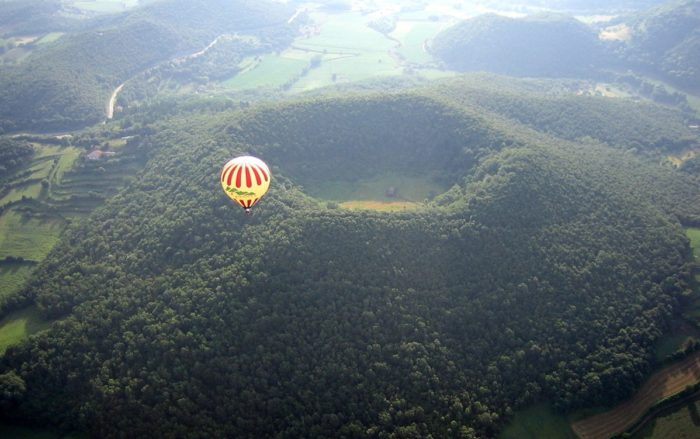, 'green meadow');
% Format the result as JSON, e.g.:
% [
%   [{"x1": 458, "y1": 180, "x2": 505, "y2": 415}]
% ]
[
  {"x1": 305, "y1": 172, "x2": 447, "y2": 204},
  {"x1": 631, "y1": 396, "x2": 700, "y2": 439},
  {"x1": 685, "y1": 228, "x2": 700, "y2": 319},
  {"x1": 0, "y1": 210, "x2": 64, "y2": 261},
  {"x1": 0, "y1": 306, "x2": 51, "y2": 355},
  {"x1": 223, "y1": 55, "x2": 309, "y2": 90},
  {"x1": 36, "y1": 33, "x2": 64, "y2": 45},
  {"x1": 392, "y1": 20, "x2": 446, "y2": 64},
  {"x1": 0, "y1": 264, "x2": 34, "y2": 300},
  {"x1": 498, "y1": 404, "x2": 577, "y2": 439}
]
